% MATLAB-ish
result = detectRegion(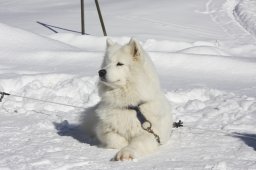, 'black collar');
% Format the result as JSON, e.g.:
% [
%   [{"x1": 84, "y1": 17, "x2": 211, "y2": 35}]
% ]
[{"x1": 127, "y1": 102, "x2": 148, "y2": 126}]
